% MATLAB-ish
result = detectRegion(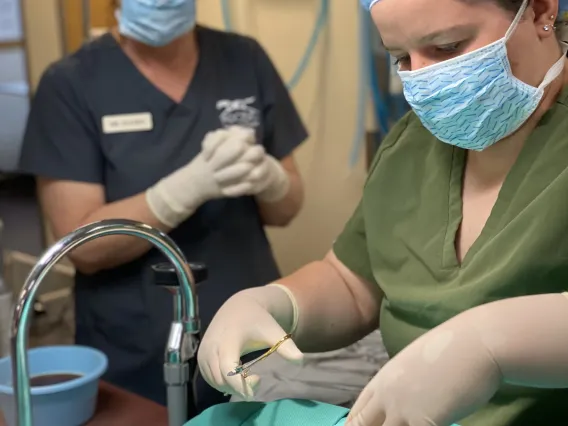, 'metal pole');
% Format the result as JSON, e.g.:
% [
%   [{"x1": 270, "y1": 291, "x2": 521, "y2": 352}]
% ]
[
  {"x1": 82, "y1": 0, "x2": 91, "y2": 42},
  {"x1": 56, "y1": 0, "x2": 69, "y2": 54}
]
